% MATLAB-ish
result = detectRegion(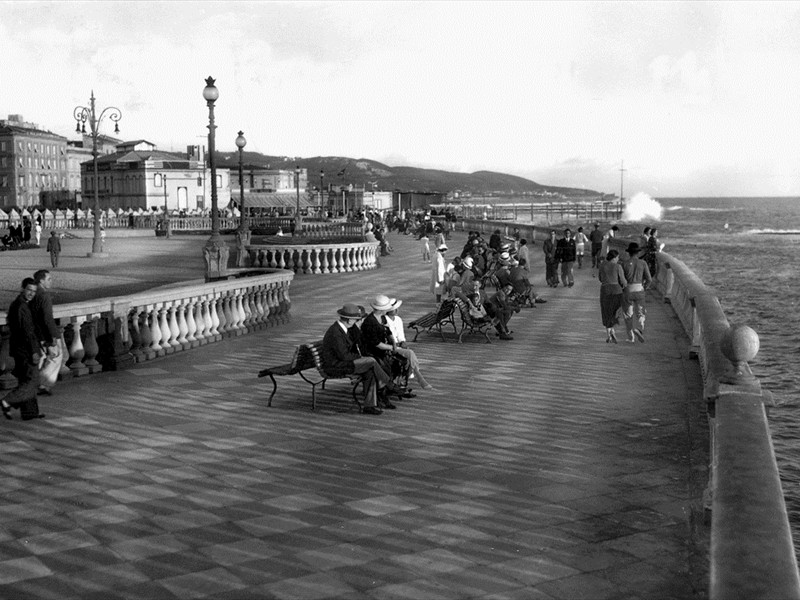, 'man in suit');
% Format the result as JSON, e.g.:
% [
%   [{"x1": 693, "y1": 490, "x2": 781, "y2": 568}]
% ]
[
  {"x1": 321, "y1": 303, "x2": 404, "y2": 415},
  {"x1": 1, "y1": 278, "x2": 46, "y2": 421}
]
